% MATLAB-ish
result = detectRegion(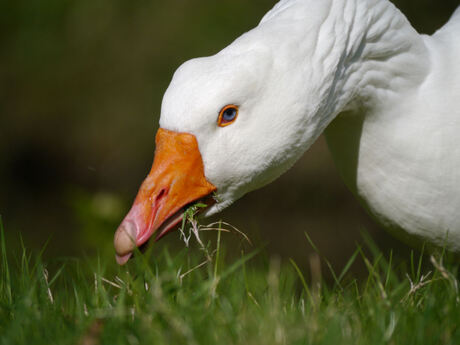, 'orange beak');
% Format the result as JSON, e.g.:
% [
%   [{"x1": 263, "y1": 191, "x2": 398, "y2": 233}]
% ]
[{"x1": 114, "y1": 128, "x2": 217, "y2": 265}]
